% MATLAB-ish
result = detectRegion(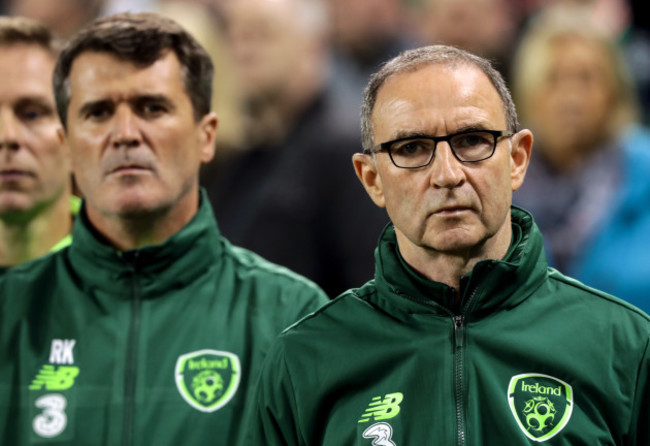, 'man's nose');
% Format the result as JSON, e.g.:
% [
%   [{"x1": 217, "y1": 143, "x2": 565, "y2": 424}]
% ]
[
  {"x1": 428, "y1": 141, "x2": 465, "y2": 189},
  {"x1": 0, "y1": 109, "x2": 20, "y2": 150},
  {"x1": 111, "y1": 105, "x2": 141, "y2": 148}
]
